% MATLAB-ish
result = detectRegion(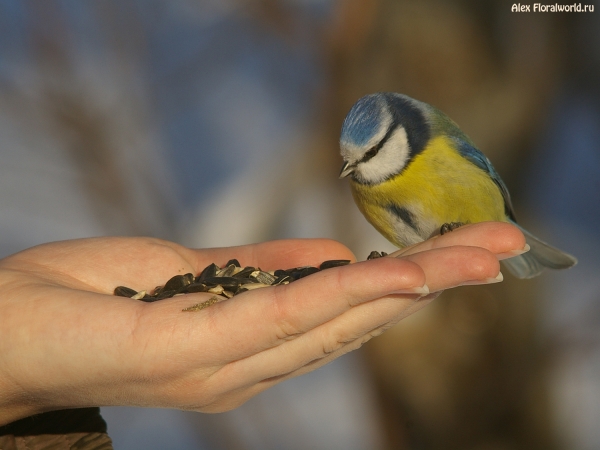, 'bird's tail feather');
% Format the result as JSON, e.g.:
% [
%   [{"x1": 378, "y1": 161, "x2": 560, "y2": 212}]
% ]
[{"x1": 502, "y1": 222, "x2": 577, "y2": 279}]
